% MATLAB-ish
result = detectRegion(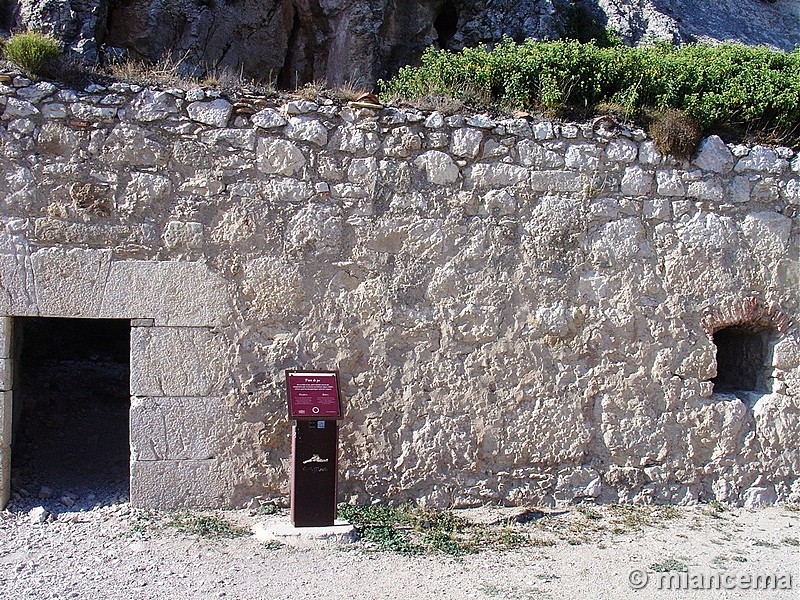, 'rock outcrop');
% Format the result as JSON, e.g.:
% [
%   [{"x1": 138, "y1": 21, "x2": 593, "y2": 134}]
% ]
[
  {"x1": 596, "y1": 0, "x2": 800, "y2": 49},
  {"x1": 3, "y1": 0, "x2": 799, "y2": 88}
]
